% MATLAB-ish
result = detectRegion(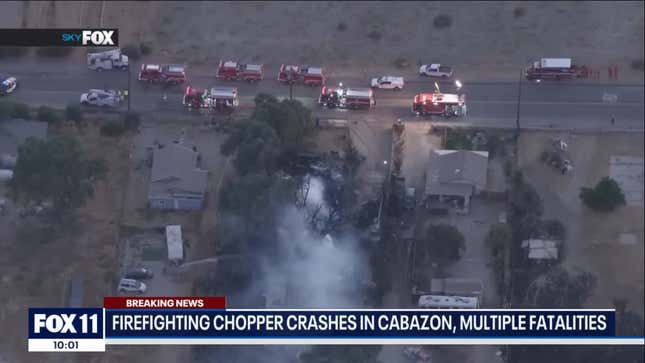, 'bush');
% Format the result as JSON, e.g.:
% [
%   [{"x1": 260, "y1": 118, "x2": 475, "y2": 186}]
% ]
[
  {"x1": 513, "y1": 7, "x2": 527, "y2": 18},
  {"x1": 36, "y1": 47, "x2": 73, "y2": 58},
  {"x1": 0, "y1": 101, "x2": 13, "y2": 120},
  {"x1": 631, "y1": 59, "x2": 644, "y2": 72},
  {"x1": 36, "y1": 106, "x2": 61, "y2": 123},
  {"x1": 367, "y1": 30, "x2": 382, "y2": 41},
  {"x1": 0, "y1": 47, "x2": 29, "y2": 59},
  {"x1": 11, "y1": 102, "x2": 31, "y2": 119},
  {"x1": 65, "y1": 105, "x2": 82, "y2": 122},
  {"x1": 123, "y1": 111, "x2": 141, "y2": 130},
  {"x1": 121, "y1": 44, "x2": 140, "y2": 60},
  {"x1": 100, "y1": 120, "x2": 128, "y2": 137},
  {"x1": 139, "y1": 42, "x2": 153, "y2": 56},
  {"x1": 393, "y1": 57, "x2": 410, "y2": 69},
  {"x1": 580, "y1": 177, "x2": 626, "y2": 212},
  {"x1": 433, "y1": 14, "x2": 452, "y2": 29},
  {"x1": 336, "y1": 22, "x2": 347, "y2": 32}
]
